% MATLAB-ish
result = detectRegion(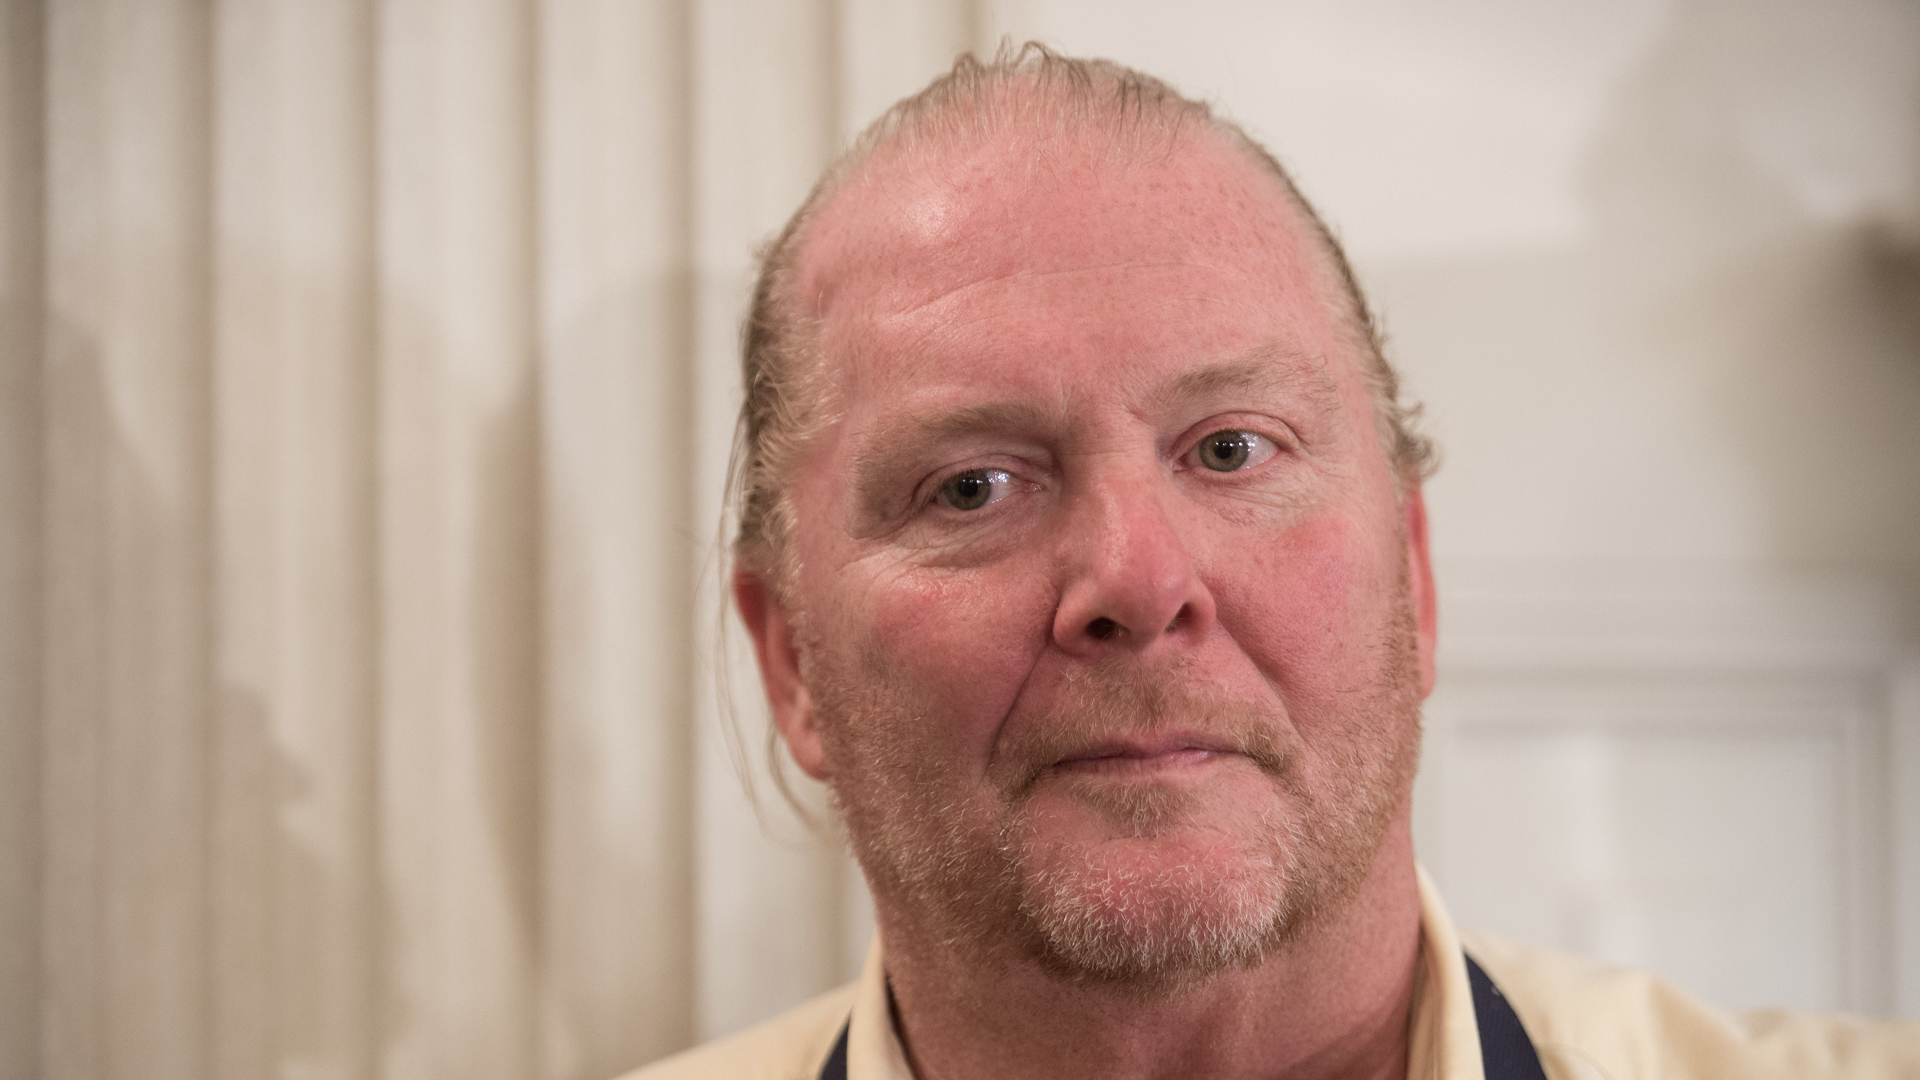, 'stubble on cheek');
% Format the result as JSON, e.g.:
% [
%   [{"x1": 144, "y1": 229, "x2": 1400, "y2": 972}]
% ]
[
  {"x1": 786, "y1": 651, "x2": 1007, "y2": 957},
  {"x1": 806, "y1": 650, "x2": 1301, "y2": 977},
  {"x1": 800, "y1": 592, "x2": 1424, "y2": 991}
]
